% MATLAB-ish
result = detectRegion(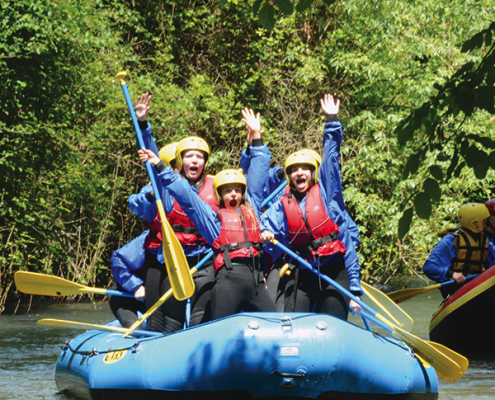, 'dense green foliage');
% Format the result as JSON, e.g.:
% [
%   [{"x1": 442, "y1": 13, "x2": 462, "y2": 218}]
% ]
[{"x1": 1, "y1": 0, "x2": 494, "y2": 310}]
